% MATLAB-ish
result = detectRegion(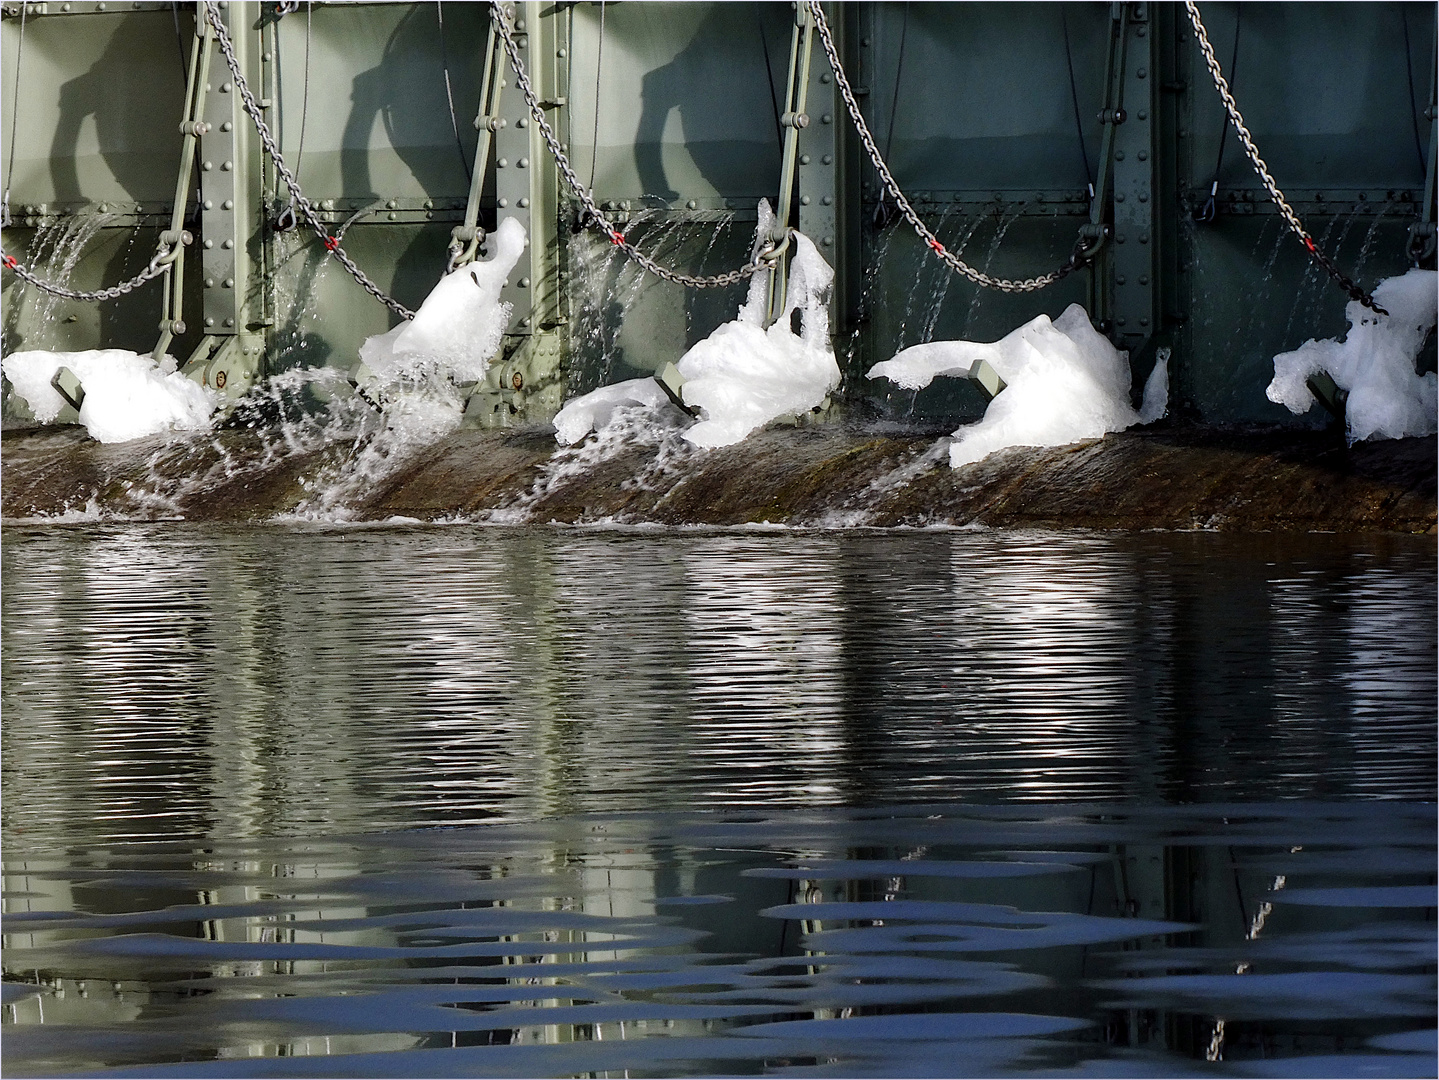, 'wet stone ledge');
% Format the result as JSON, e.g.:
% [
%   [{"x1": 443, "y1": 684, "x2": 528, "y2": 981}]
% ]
[{"x1": 1, "y1": 423, "x2": 1435, "y2": 533}]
